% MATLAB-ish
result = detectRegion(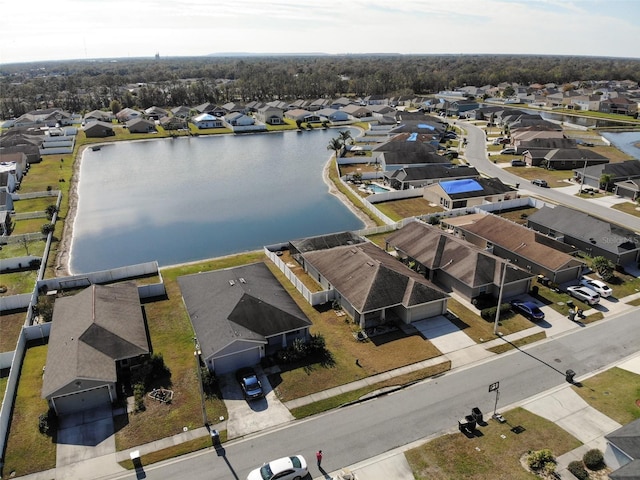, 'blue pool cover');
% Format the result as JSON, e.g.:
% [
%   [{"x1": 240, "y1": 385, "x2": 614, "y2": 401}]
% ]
[
  {"x1": 417, "y1": 123, "x2": 436, "y2": 131},
  {"x1": 441, "y1": 179, "x2": 483, "y2": 194},
  {"x1": 407, "y1": 133, "x2": 418, "y2": 141}
]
